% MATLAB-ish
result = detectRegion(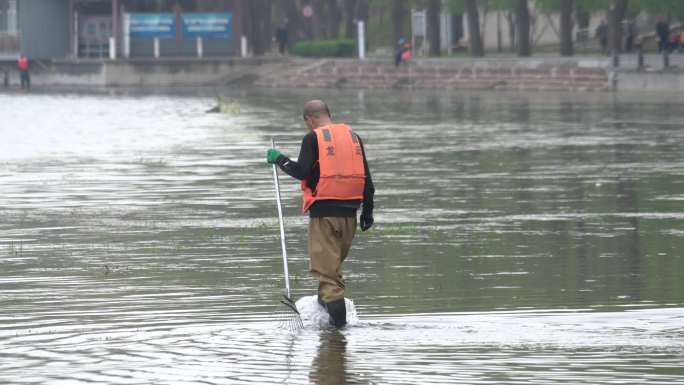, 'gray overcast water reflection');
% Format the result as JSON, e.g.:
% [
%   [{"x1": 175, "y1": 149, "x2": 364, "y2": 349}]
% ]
[{"x1": 1, "y1": 89, "x2": 683, "y2": 384}]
